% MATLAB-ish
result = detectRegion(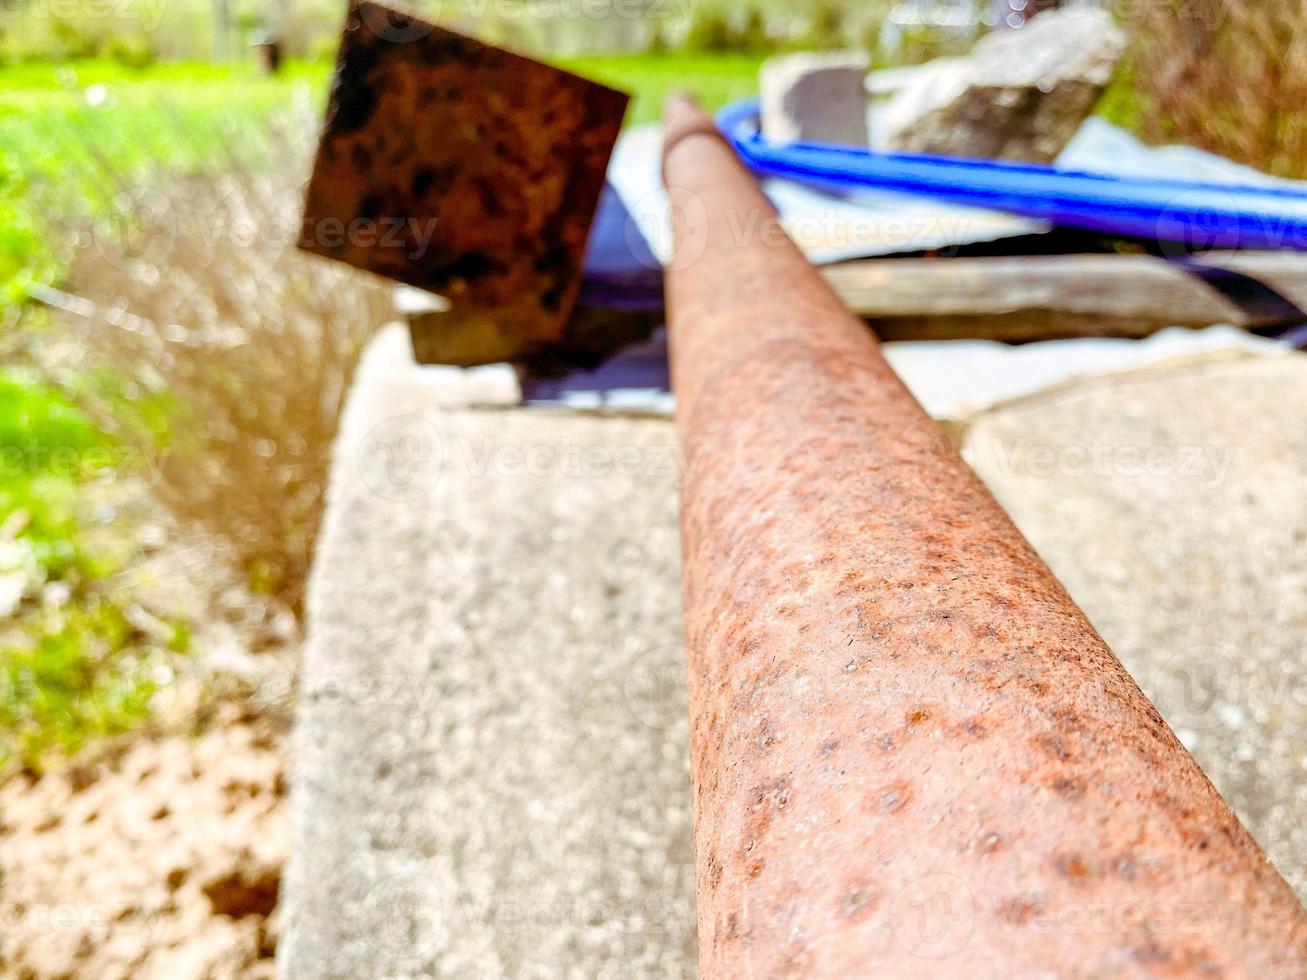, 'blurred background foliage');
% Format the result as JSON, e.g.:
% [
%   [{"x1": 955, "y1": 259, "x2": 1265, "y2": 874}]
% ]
[{"x1": 1, "y1": 0, "x2": 1303, "y2": 772}]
